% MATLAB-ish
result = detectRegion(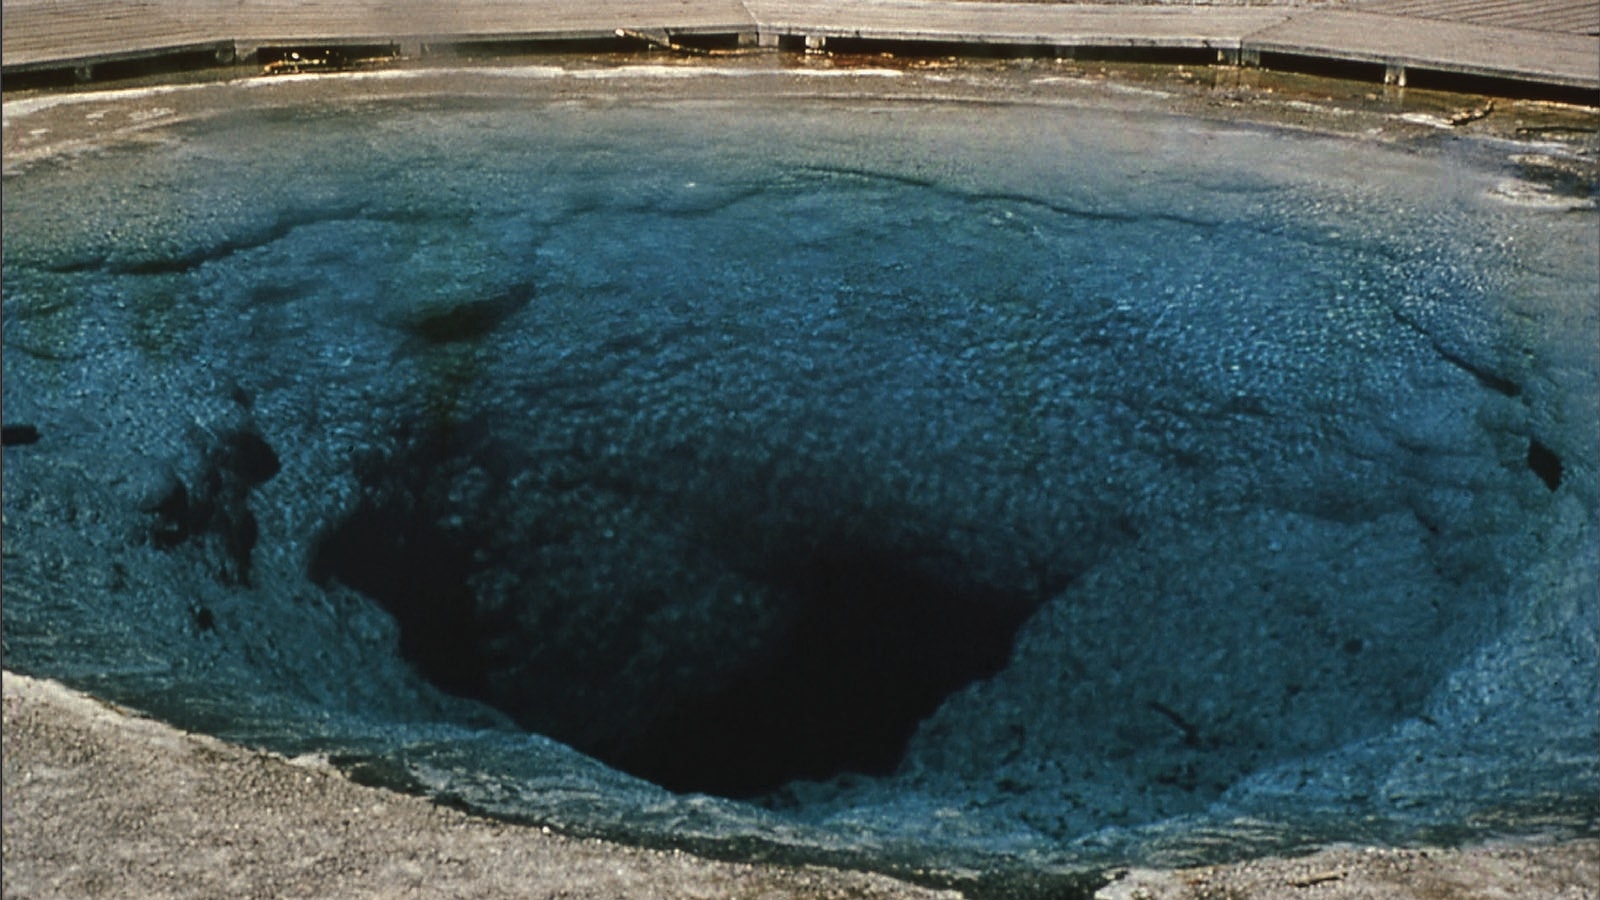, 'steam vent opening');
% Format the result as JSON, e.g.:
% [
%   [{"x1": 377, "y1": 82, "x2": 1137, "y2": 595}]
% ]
[{"x1": 3, "y1": 68, "x2": 1596, "y2": 885}]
